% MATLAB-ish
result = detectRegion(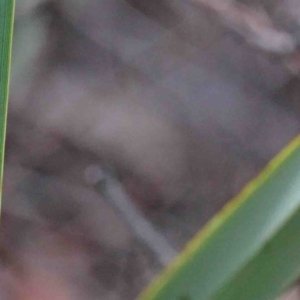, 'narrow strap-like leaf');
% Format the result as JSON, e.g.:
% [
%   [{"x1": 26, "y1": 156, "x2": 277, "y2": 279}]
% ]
[
  {"x1": 0, "y1": 0, "x2": 15, "y2": 211},
  {"x1": 138, "y1": 135, "x2": 300, "y2": 300}
]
